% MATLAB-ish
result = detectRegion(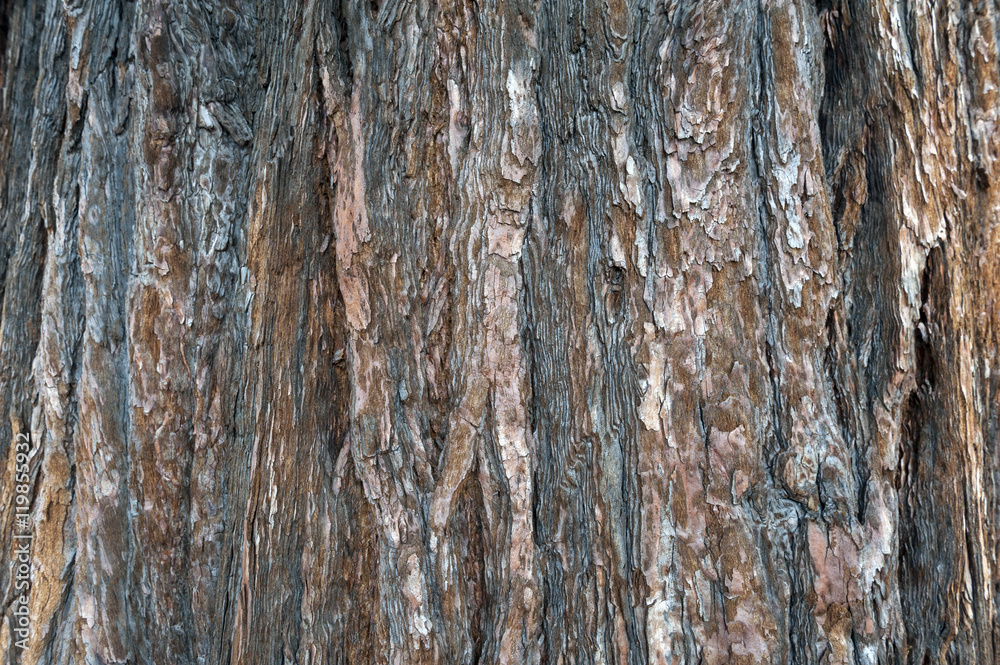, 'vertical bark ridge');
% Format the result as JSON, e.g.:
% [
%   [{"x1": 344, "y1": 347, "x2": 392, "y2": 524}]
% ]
[
  {"x1": 2, "y1": 0, "x2": 71, "y2": 661},
  {"x1": 68, "y1": 1, "x2": 134, "y2": 661}
]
